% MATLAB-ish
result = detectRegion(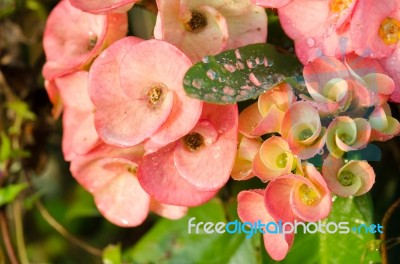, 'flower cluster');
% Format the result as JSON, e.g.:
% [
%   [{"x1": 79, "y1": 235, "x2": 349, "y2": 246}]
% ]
[
  {"x1": 42, "y1": 0, "x2": 266, "y2": 226},
  {"x1": 235, "y1": 53, "x2": 400, "y2": 260},
  {"x1": 41, "y1": 0, "x2": 400, "y2": 261}
]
